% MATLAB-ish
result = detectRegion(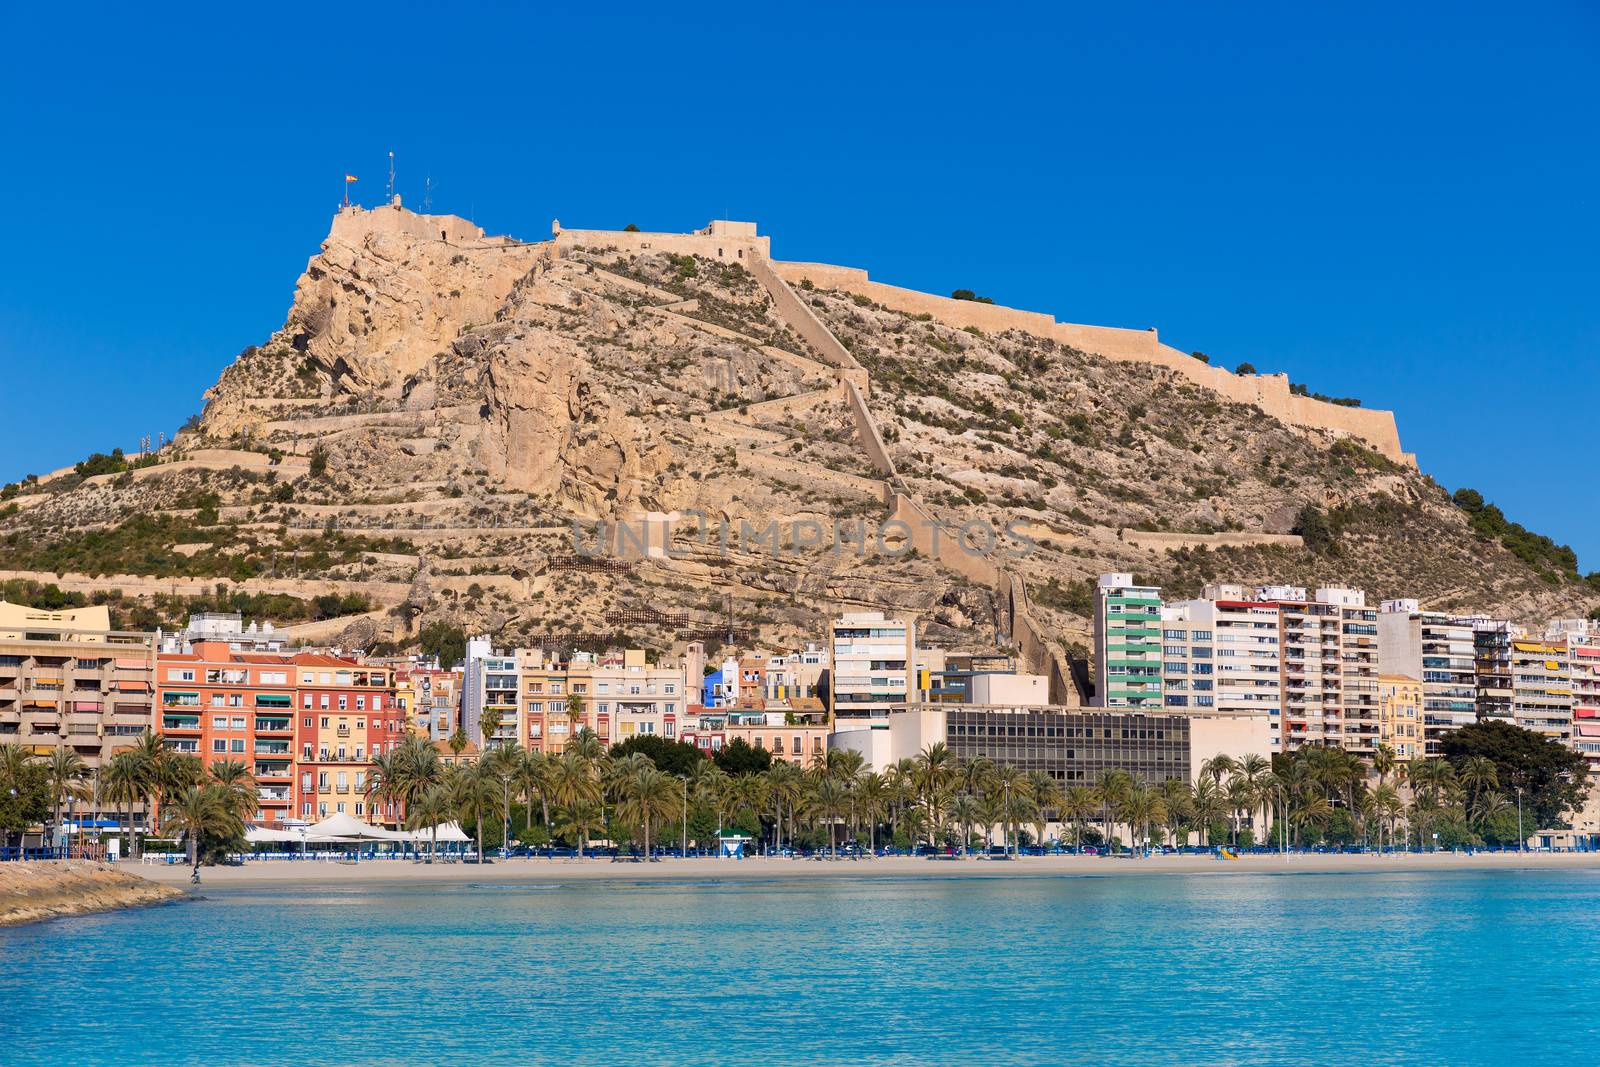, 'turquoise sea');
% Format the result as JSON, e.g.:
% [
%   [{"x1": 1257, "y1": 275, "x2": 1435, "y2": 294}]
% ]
[{"x1": 3, "y1": 869, "x2": 1597, "y2": 1065}]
